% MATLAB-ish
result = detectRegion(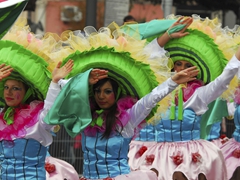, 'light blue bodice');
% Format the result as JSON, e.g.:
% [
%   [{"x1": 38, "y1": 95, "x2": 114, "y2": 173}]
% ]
[
  {"x1": 81, "y1": 132, "x2": 132, "y2": 179},
  {"x1": 135, "y1": 108, "x2": 201, "y2": 142},
  {"x1": 0, "y1": 138, "x2": 47, "y2": 180}
]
